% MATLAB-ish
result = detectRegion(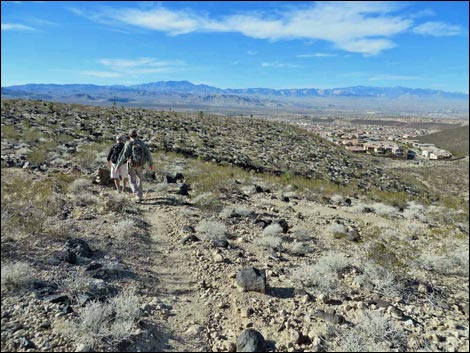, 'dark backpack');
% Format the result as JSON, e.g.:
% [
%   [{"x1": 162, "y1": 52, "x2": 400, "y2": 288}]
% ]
[
  {"x1": 110, "y1": 142, "x2": 124, "y2": 164},
  {"x1": 130, "y1": 141, "x2": 146, "y2": 167}
]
